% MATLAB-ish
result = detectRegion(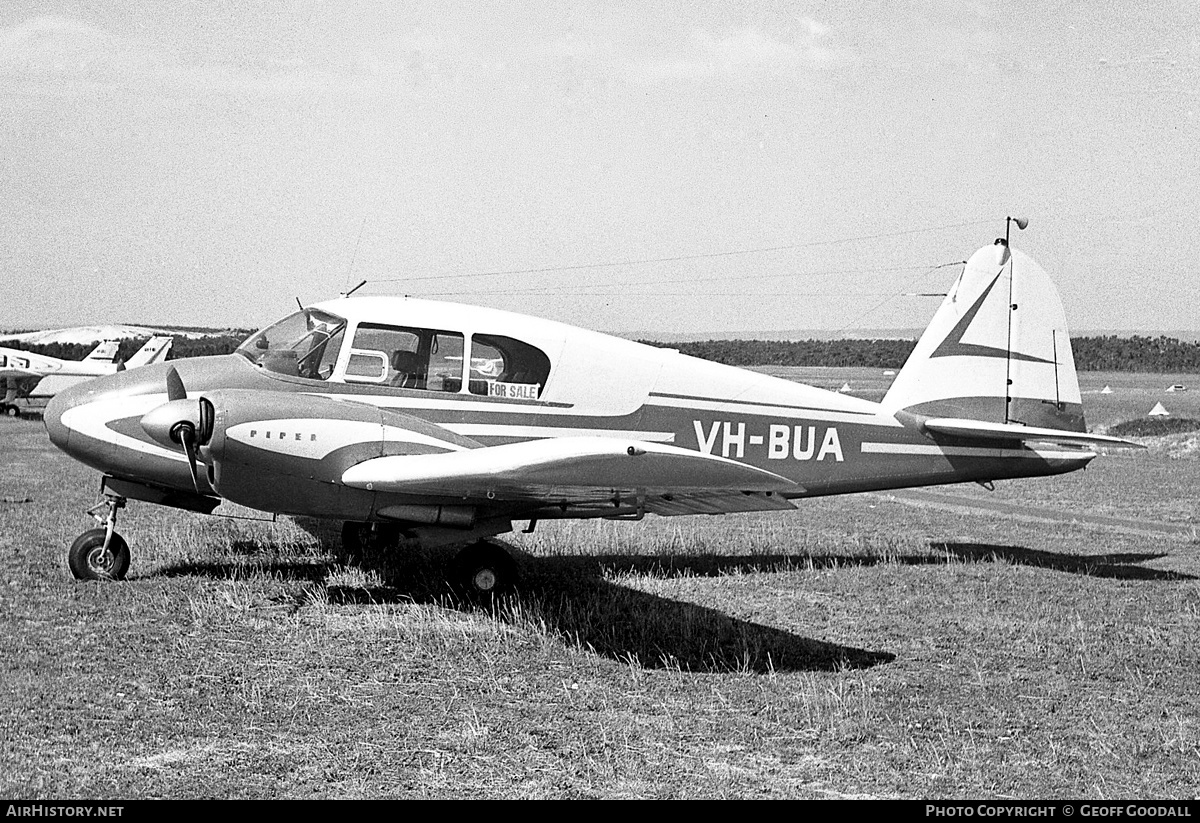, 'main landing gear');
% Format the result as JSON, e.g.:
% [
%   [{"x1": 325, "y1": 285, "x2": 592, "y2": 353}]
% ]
[
  {"x1": 68, "y1": 495, "x2": 130, "y2": 581},
  {"x1": 339, "y1": 521, "x2": 519, "y2": 599},
  {"x1": 451, "y1": 540, "x2": 518, "y2": 599}
]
